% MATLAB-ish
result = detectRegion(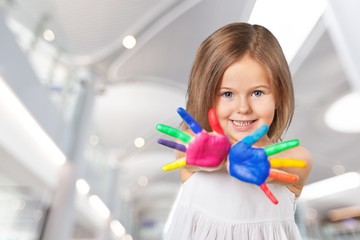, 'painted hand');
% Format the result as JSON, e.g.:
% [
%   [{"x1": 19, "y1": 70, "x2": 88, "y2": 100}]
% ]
[
  {"x1": 228, "y1": 125, "x2": 306, "y2": 204},
  {"x1": 156, "y1": 107, "x2": 231, "y2": 171}
]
